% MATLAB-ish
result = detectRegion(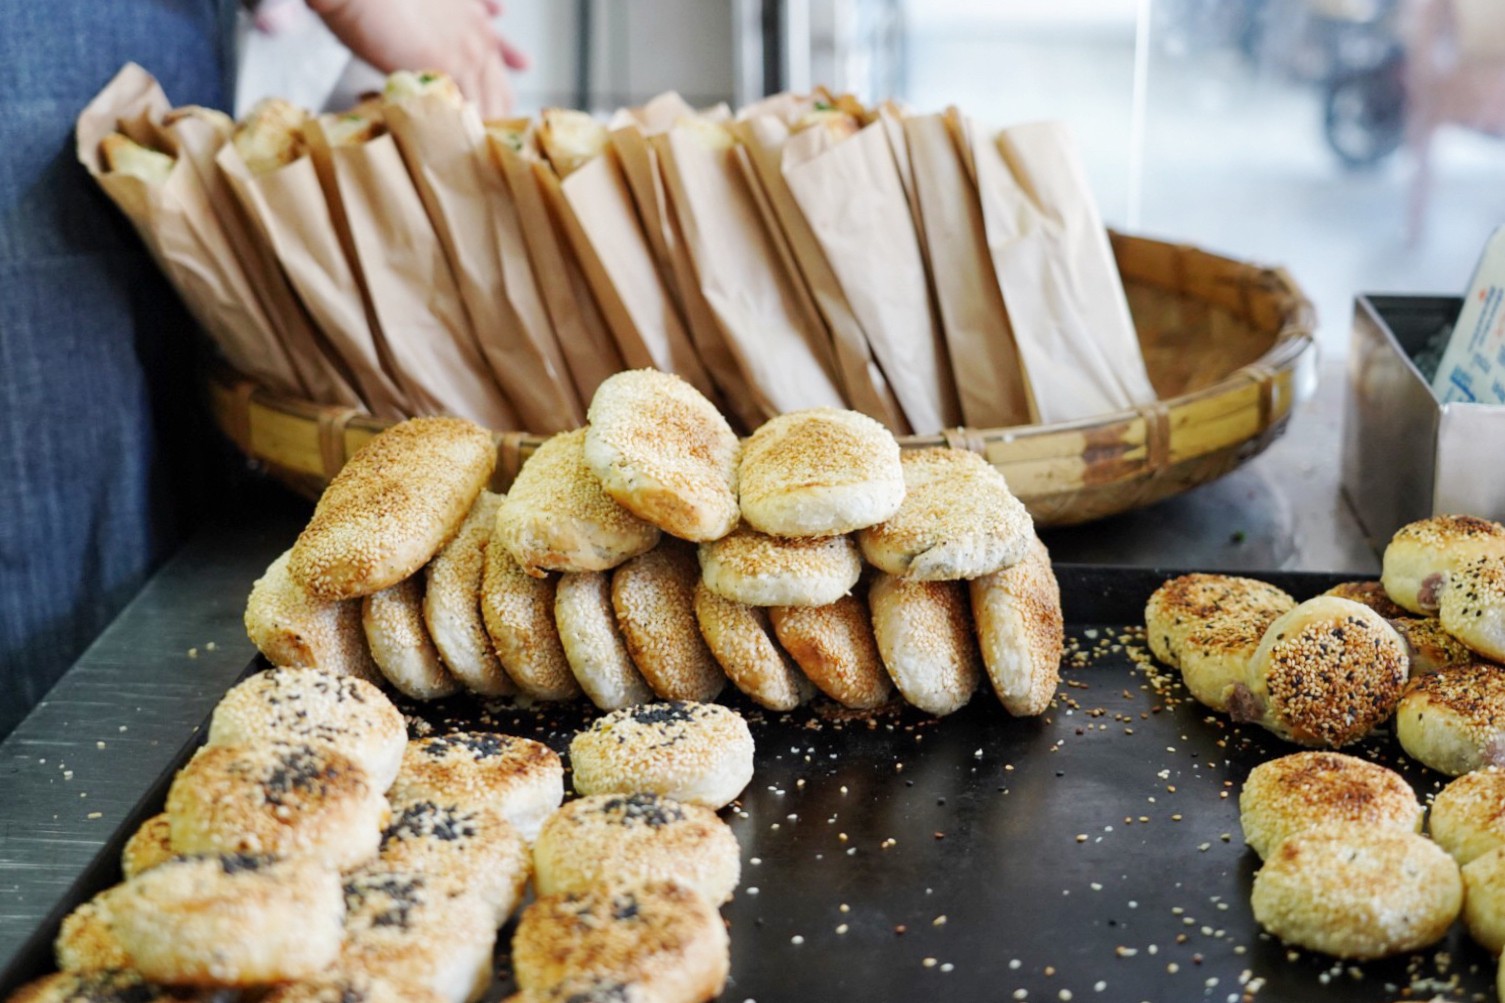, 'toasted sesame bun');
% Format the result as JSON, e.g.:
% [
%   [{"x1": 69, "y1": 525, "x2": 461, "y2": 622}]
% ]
[
  {"x1": 698, "y1": 525, "x2": 860, "y2": 608},
  {"x1": 54, "y1": 890, "x2": 129, "y2": 974},
  {"x1": 363, "y1": 577, "x2": 461, "y2": 700},
  {"x1": 1241, "y1": 596, "x2": 1408, "y2": 748},
  {"x1": 694, "y1": 583, "x2": 813, "y2": 711},
  {"x1": 498, "y1": 429, "x2": 661, "y2": 577},
  {"x1": 1429, "y1": 769, "x2": 1505, "y2": 865},
  {"x1": 969, "y1": 537, "x2": 1063, "y2": 717},
  {"x1": 1250, "y1": 822, "x2": 1460, "y2": 959},
  {"x1": 121, "y1": 813, "x2": 176, "y2": 879},
  {"x1": 611, "y1": 543, "x2": 726, "y2": 702},
  {"x1": 378, "y1": 800, "x2": 531, "y2": 925},
  {"x1": 480, "y1": 536, "x2": 580, "y2": 701},
  {"x1": 1391, "y1": 615, "x2": 1478, "y2": 676},
  {"x1": 555, "y1": 572, "x2": 654, "y2": 711},
  {"x1": 110, "y1": 854, "x2": 344, "y2": 986},
  {"x1": 737, "y1": 408, "x2": 904, "y2": 537},
  {"x1": 1238, "y1": 751, "x2": 1421, "y2": 860},
  {"x1": 165, "y1": 743, "x2": 386, "y2": 871},
  {"x1": 1464, "y1": 845, "x2": 1505, "y2": 954},
  {"x1": 511, "y1": 881, "x2": 729, "y2": 1000},
  {"x1": 208, "y1": 666, "x2": 407, "y2": 792},
  {"x1": 289, "y1": 417, "x2": 497, "y2": 601},
  {"x1": 339, "y1": 868, "x2": 497, "y2": 1003},
  {"x1": 425, "y1": 492, "x2": 514, "y2": 697},
  {"x1": 501, "y1": 978, "x2": 662, "y2": 1003},
  {"x1": 10, "y1": 972, "x2": 206, "y2": 1003},
  {"x1": 1179, "y1": 603, "x2": 1288, "y2": 715},
  {"x1": 1322, "y1": 581, "x2": 1408, "y2": 619},
  {"x1": 569, "y1": 702, "x2": 754, "y2": 810},
  {"x1": 769, "y1": 595, "x2": 893, "y2": 710},
  {"x1": 245, "y1": 550, "x2": 382, "y2": 685},
  {"x1": 857, "y1": 448, "x2": 1032, "y2": 581},
  {"x1": 390, "y1": 733, "x2": 564, "y2": 843},
  {"x1": 1439, "y1": 555, "x2": 1505, "y2": 661},
  {"x1": 263, "y1": 974, "x2": 447, "y2": 1003},
  {"x1": 584, "y1": 370, "x2": 741, "y2": 542},
  {"x1": 533, "y1": 792, "x2": 741, "y2": 905},
  {"x1": 1142, "y1": 573, "x2": 1294, "y2": 669},
  {"x1": 869, "y1": 575, "x2": 980, "y2": 717},
  {"x1": 1396, "y1": 662, "x2": 1505, "y2": 775},
  {"x1": 233, "y1": 97, "x2": 310, "y2": 175},
  {"x1": 1382, "y1": 514, "x2": 1505, "y2": 615}
]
